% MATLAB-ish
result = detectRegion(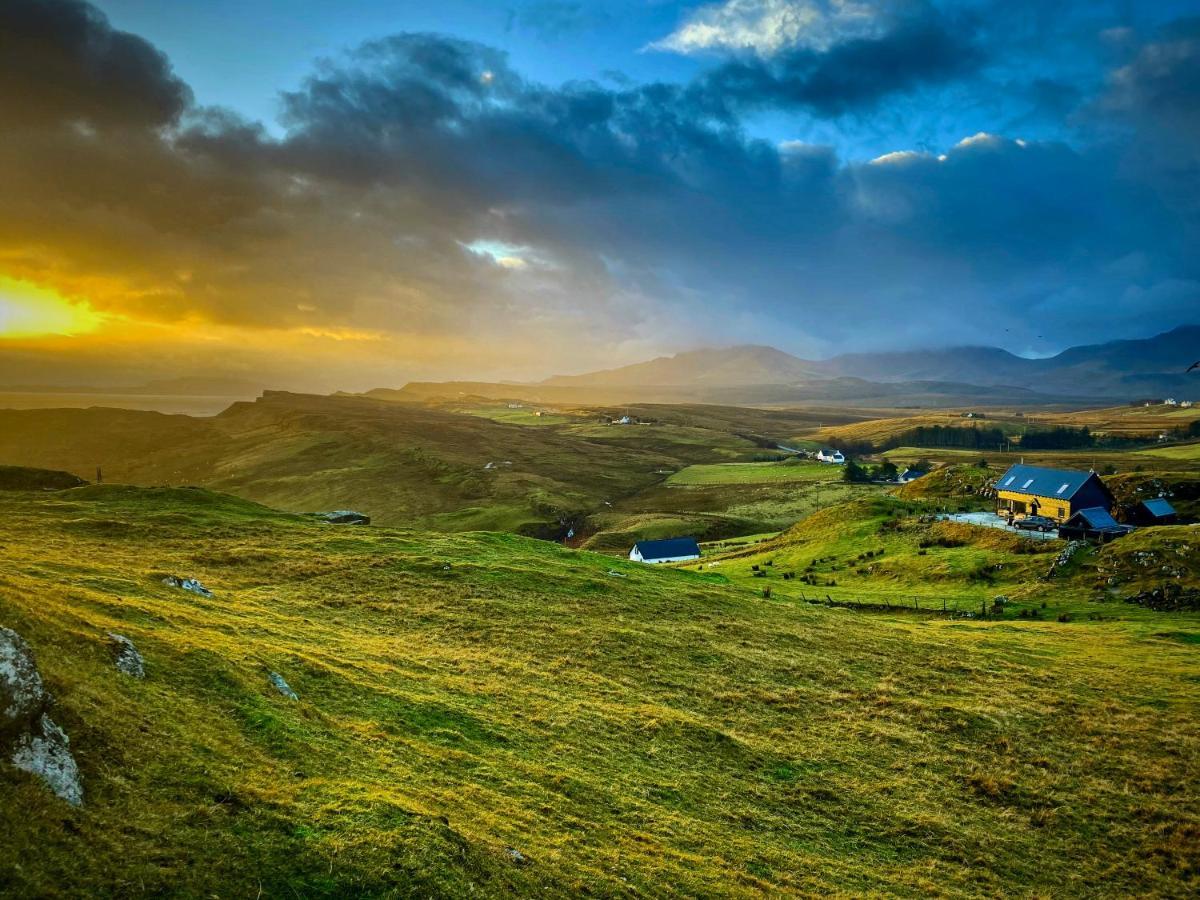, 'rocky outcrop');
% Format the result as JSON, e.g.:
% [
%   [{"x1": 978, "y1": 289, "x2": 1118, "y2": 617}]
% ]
[
  {"x1": 0, "y1": 627, "x2": 83, "y2": 806},
  {"x1": 107, "y1": 633, "x2": 145, "y2": 678},
  {"x1": 1046, "y1": 540, "x2": 1086, "y2": 579},
  {"x1": 1124, "y1": 584, "x2": 1200, "y2": 612},
  {"x1": 315, "y1": 510, "x2": 371, "y2": 525}
]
